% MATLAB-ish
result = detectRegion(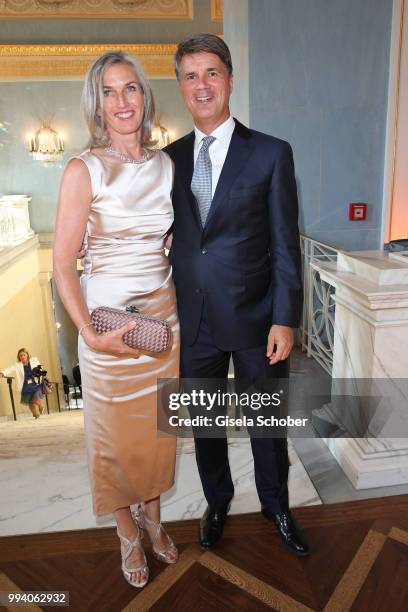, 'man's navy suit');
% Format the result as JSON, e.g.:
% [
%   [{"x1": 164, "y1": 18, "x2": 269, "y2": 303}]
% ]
[{"x1": 165, "y1": 119, "x2": 302, "y2": 513}]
